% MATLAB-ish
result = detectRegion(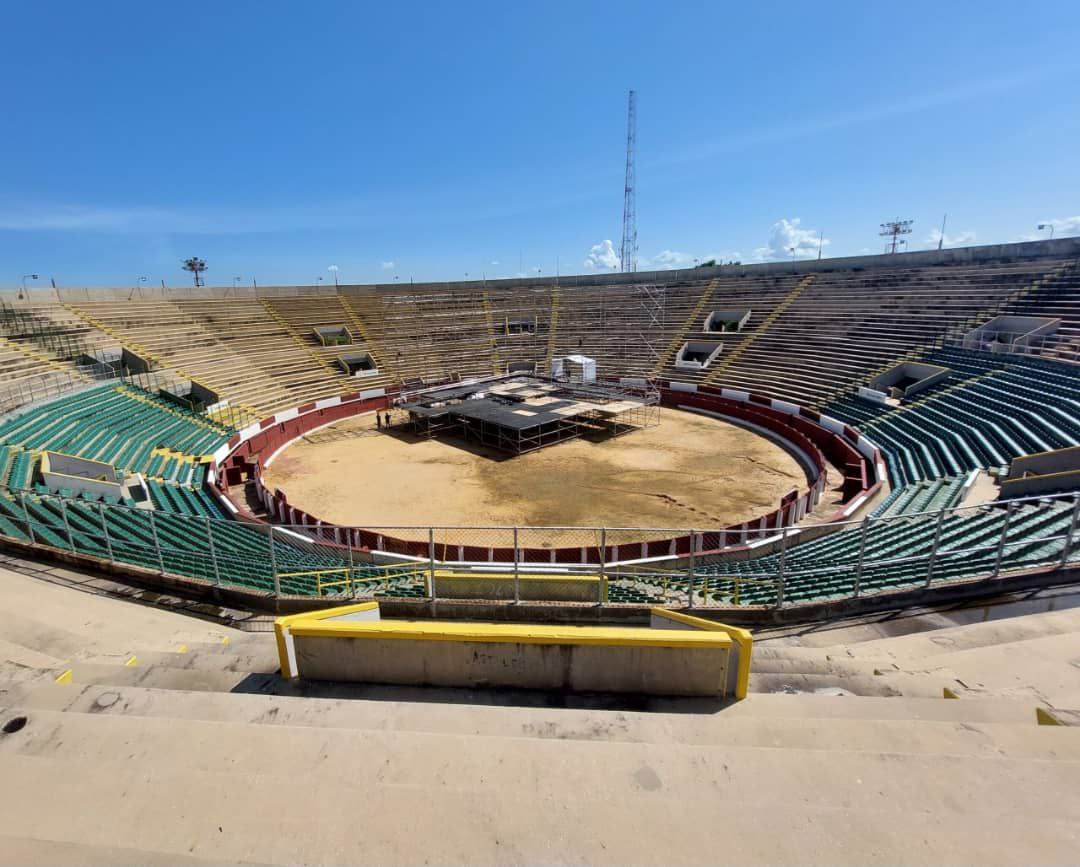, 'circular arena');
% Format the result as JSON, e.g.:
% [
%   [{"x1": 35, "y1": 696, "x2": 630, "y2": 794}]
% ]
[
  {"x1": 262, "y1": 408, "x2": 814, "y2": 537},
  {"x1": 0, "y1": 238, "x2": 1078, "y2": 614}
]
